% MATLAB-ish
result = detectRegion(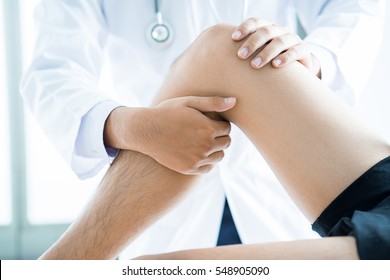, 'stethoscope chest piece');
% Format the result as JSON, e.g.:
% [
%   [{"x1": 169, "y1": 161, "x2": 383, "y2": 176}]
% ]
[
  {"x1": 146, "y1": 19, "x2": 174, "y2": 48},
  {"x1": 146, "y1": 0, "x2": 174, "y2": 48}
]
